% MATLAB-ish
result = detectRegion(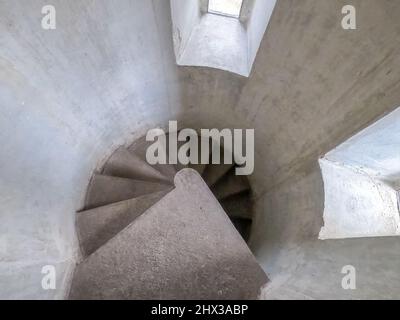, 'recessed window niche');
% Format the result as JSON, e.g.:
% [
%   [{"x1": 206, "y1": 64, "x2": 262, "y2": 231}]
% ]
[{"x1": 171, "y1": 0, "x2": 277, "y2": 77}]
